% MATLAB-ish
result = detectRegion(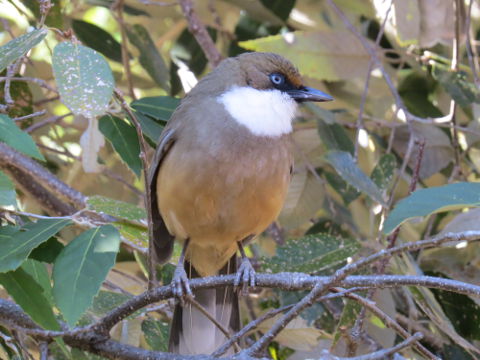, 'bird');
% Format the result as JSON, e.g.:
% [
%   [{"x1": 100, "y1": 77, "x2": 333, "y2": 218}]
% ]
[{"x1": 147, "y1": 52, "x2": 333, "y2": 355}]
